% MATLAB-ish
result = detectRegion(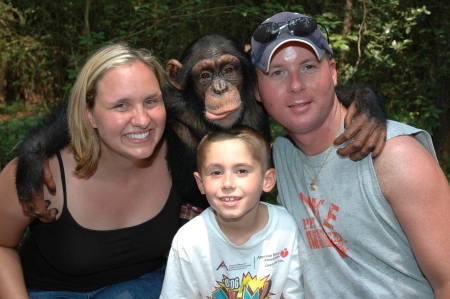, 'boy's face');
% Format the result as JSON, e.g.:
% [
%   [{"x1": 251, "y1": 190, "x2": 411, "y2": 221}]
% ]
[{"x1": 194, "y1": 139, "x2": 276, "y2": 224}]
